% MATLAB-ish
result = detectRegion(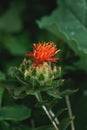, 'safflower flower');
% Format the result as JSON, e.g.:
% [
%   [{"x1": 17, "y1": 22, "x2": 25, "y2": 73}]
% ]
[{"x1": 25, "y1": 42, "x2": 60, "y2": 68}]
